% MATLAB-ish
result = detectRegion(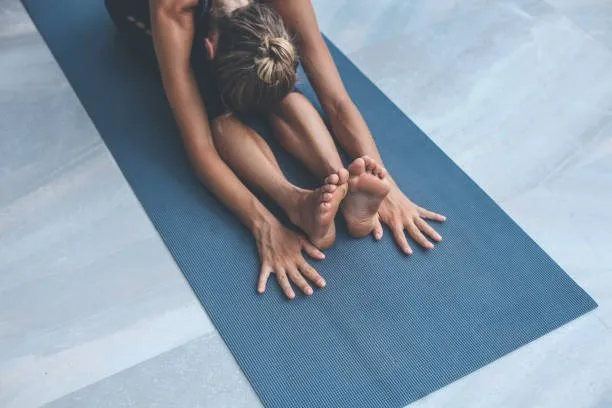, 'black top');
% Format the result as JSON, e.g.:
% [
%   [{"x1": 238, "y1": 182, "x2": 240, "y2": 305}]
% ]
[{"x1": 194, "y1": 0, "x2": 213, "y2": 37}]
